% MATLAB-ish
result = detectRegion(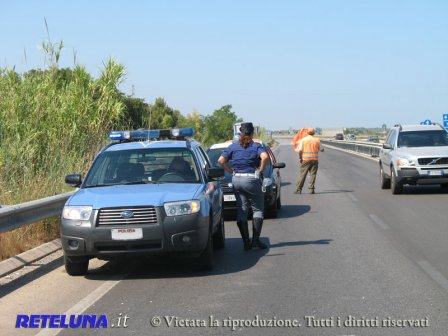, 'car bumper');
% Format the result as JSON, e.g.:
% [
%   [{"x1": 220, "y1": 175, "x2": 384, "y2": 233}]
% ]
[
  {"x1": 397, "y1": 167, "x2": 448, "y2": 185},
  {"x1": 61, "y1": 211, "x2": 209, "y2": 258}
]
